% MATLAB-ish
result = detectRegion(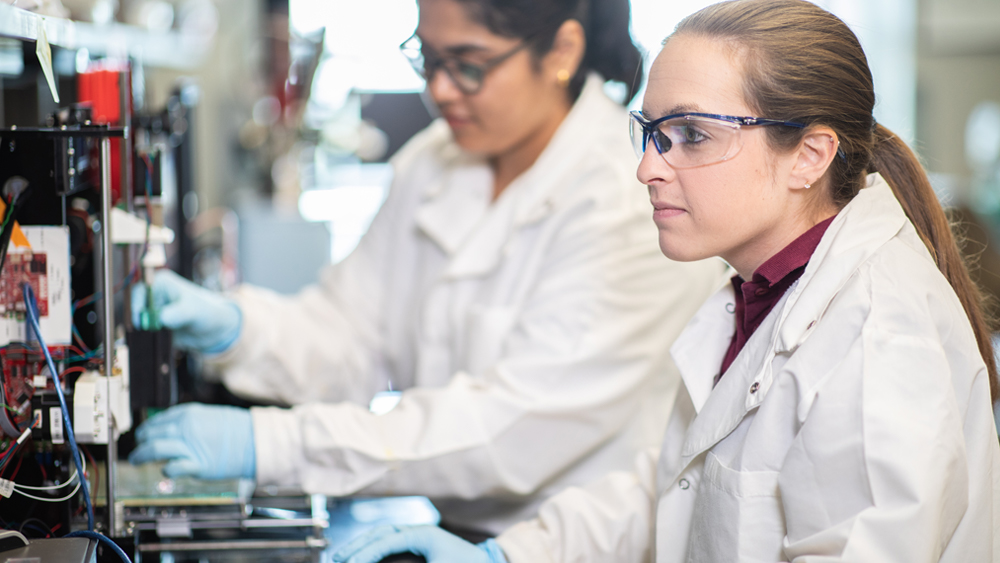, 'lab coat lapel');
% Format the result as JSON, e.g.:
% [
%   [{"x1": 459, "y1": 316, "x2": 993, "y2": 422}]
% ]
[
  {"x1": 774, "y1": 175, "x2": 908, "y2": 355},
  {"x1": 678, "y1": 288, "x2": 791, "y2": 461},
  {"x1": 671, "y1": 284, "x2": 737, "y2": 413},
  {"x1": 438, "y1": 73, "x2": 610, "y2": 279},
  {"x1": 414, "y1": 162, "x2": 493, "y2": 256}
]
